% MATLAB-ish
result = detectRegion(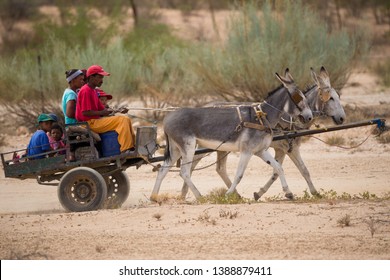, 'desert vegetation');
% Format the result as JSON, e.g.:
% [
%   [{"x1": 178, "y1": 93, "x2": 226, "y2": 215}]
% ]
[{"x1": 1, "y1": 0, "x2": 388, "y2": 132}]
